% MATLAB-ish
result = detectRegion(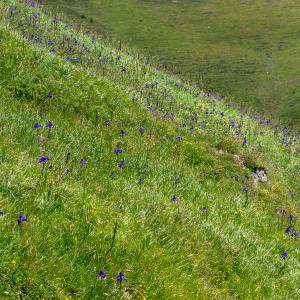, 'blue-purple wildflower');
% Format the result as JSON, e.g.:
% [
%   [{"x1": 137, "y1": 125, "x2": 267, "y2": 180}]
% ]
[
  {"x1": 115, "y1": 272, "x2": 128, "y2": 282},
  {"x1": 96, "y1": 270, "x2": 107, "y2": 279},
  {"x1": 281, "y1": 250, "x2": 288, "y2": 259},
  {"x1": 291, "y1": 231, "x2": 299, "y2": 237},
  {"x1": 80, "y1": 159, "x2": 87, "y2": 165},
  {"x1": 17, "y1": 214, "x2": 28, "y2": 225},
  {"x1": 119, "y1": 160, "x2": 125, "y2": 169},
  {"x1": 99, "y1": 57, "x2": 108, "y2": 63},
  {"x1": 243, "y1": 186, "x2": 249, "y2": 193},
  {"x1": 114, "y1": 148, "x2": 123, "y2": 154},
  {"x1": 171, "y1": 195, "x2": 178, "y2": 202},
  {"x1": 38, "y1": 155, "x2": 49, "y2": 163},
  {"x1": 46, "y1": 121, "x2": 54, "y2": 128}
]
